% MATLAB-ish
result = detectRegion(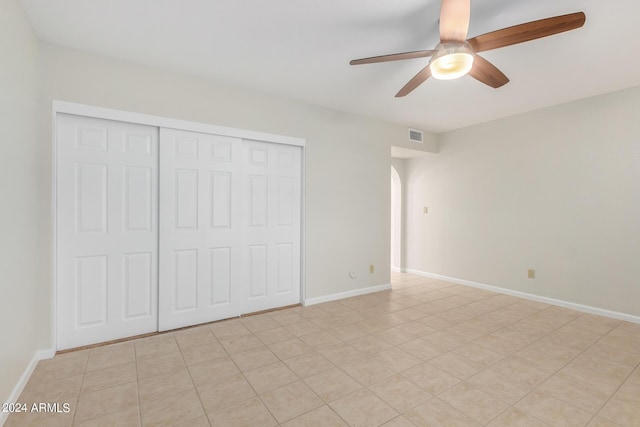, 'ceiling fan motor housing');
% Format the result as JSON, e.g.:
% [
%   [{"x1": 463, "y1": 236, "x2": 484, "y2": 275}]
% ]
[{"x1": 430, "y1": 41, "x2": 475, "y2": 80}]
